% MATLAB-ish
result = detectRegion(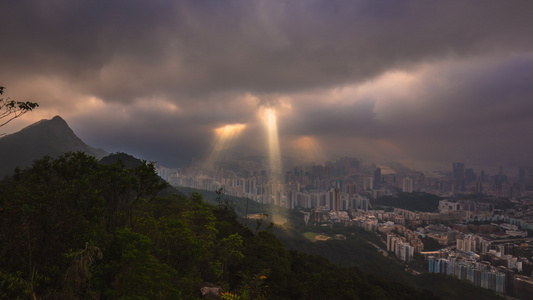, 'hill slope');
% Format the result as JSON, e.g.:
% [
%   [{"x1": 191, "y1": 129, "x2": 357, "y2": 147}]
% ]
[
  {"x1": 0, "y1": 152, "x2": 440, "y2": 299},
  {"x1": 0, "y1": 115, "x2": 107, "y2": 178}
]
